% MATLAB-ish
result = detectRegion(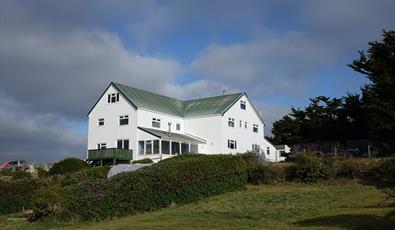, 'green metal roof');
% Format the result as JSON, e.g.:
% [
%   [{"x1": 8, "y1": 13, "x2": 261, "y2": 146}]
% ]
[
  {"x1": 113, "y1": 82, "x2": 185, "y2": 117},
  {"x1": 138, "y1": 127, "x2": 206, "y2": 144},
  {"x1": 112, "y1": 82, "x2": 244, "y2": 118}
]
